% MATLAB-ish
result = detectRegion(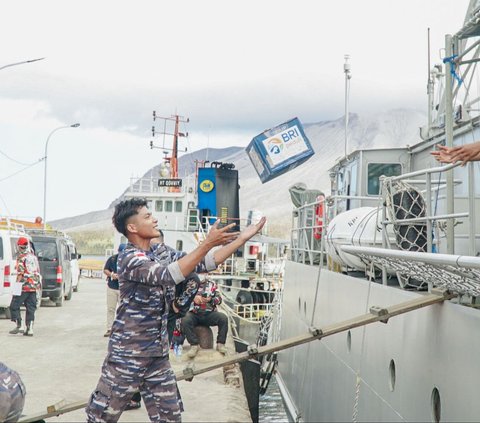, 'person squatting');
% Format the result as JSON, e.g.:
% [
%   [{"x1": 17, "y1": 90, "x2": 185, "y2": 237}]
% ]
[{"x1": 85, "y1": 198, "x2": 266, "y2": 422}]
